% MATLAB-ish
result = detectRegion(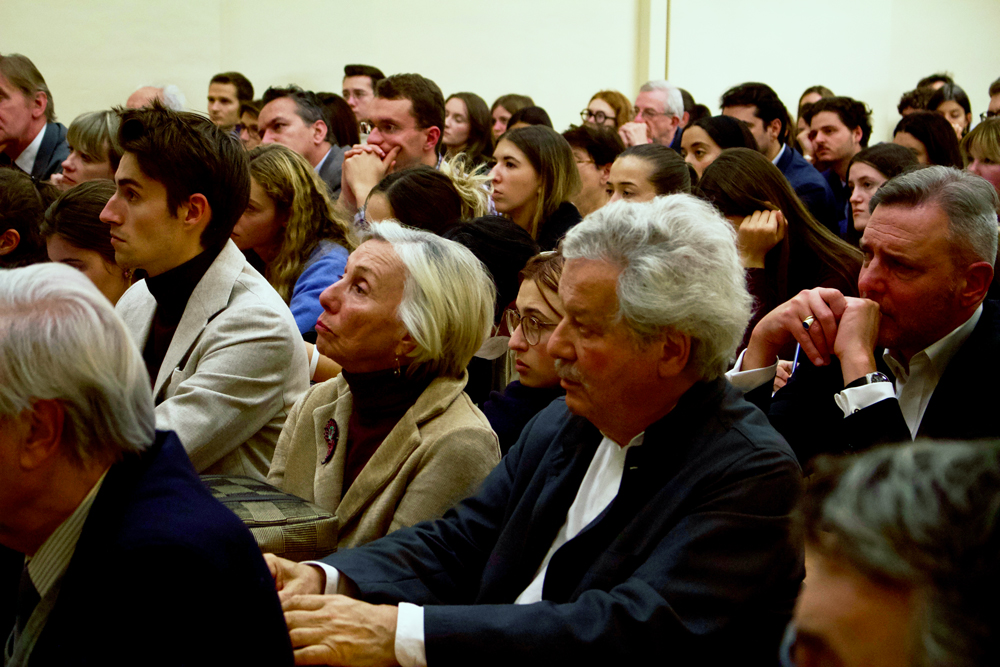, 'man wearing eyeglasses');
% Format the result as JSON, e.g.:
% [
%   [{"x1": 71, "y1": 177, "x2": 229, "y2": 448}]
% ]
[
  {"x1": 265, "y1": 196, "x2": 803, "y2": 666},
  {"x1": 618, "y1": 80, "x2": 684, "y2": 149},
  {"x1": 985, "y1": 76, "x2": 1000, "y2": 121}
]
